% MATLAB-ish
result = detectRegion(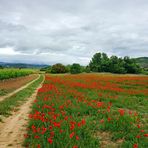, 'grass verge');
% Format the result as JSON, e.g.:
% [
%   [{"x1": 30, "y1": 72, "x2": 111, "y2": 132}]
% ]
[{"x1": 0, "y1": 75, "x2": 44, "y2": 121}]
